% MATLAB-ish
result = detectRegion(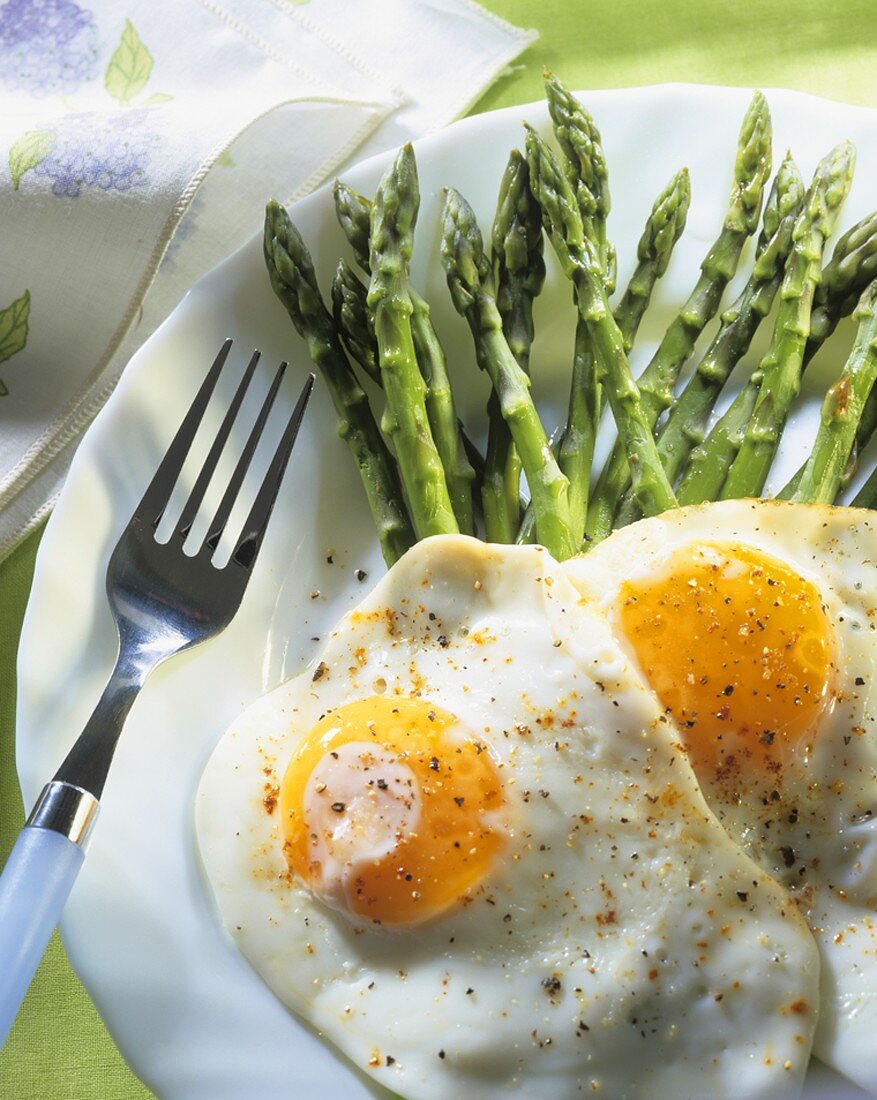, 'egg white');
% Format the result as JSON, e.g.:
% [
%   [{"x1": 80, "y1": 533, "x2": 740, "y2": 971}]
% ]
[
  {"x1": 197, "y1": 535, "x2": 818, "y2": 1099},
  {"x1": 564, "y1": 499, "x2": 877, "y2": 1095}
]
